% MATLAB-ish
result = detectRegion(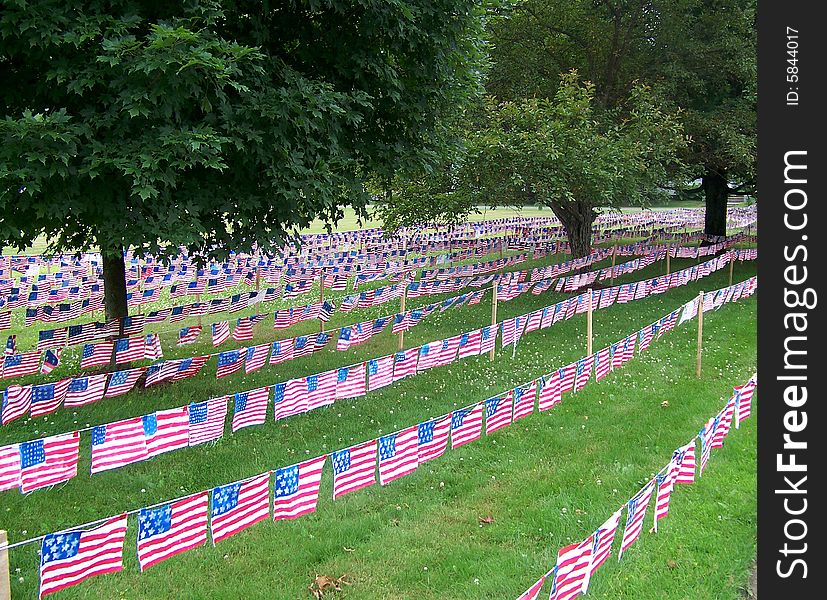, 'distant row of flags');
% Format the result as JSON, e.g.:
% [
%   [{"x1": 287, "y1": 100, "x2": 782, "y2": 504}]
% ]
[
  {"x1": 0, "y1": 275, "x2": 758, "y2": 496},
  {"x1": 11, "y1": 303, "x2": 755, "y2": 599},
  {"x1": 515, "y1": 375, "x2": 756, "y2": 600}
]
